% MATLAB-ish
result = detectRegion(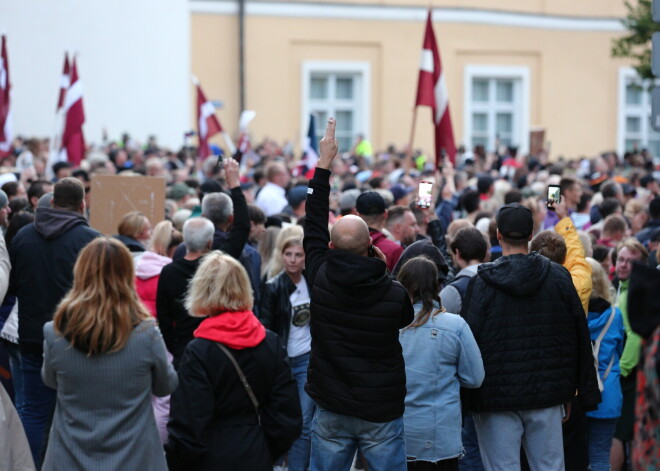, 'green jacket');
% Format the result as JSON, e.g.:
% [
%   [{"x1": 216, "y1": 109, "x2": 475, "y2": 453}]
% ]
[{"x1": 618, "y1": 279, "x2": 641, "y2": 377}]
